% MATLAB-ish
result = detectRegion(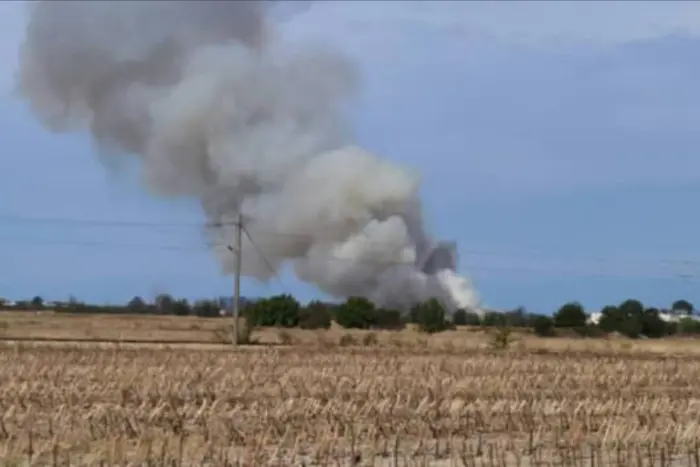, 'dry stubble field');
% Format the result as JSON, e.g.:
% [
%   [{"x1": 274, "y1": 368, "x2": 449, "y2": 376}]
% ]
[{"x1": 1, "y1": 312, "x2": 700, "y2": 466}]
